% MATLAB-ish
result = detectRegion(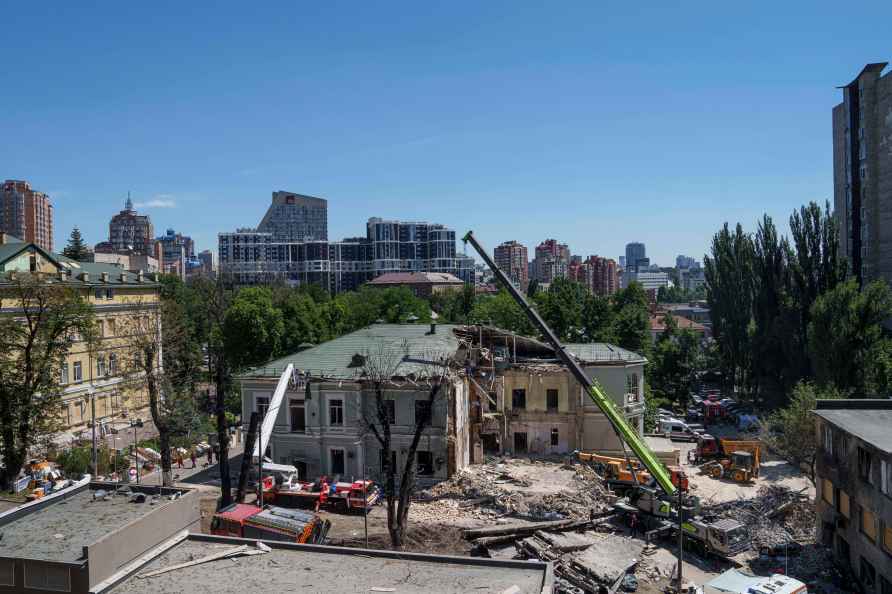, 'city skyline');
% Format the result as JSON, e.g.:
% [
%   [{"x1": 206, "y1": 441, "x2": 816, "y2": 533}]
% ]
[{"x1": 3, "y1": 4, "x2": 891, "y2": 266}]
